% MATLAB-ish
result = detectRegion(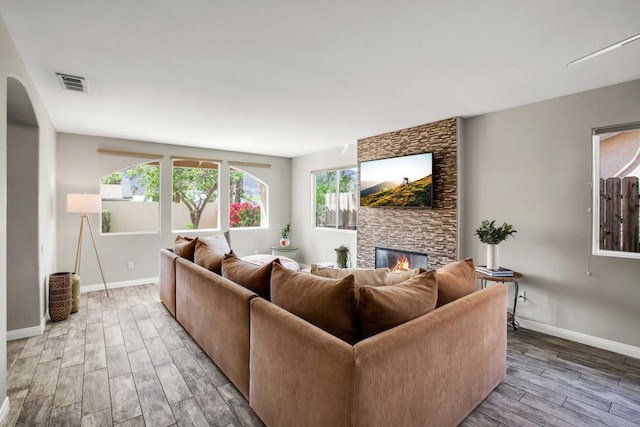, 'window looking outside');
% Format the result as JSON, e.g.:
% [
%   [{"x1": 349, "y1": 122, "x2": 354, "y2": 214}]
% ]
[
  {"x1": 314, "y1": 168, "x2": 357, "y2": 230},
  {"x1": 593, "y1": 122, "x2": 640, "y2": 258},
  {"x1": 229, "y1": 167, "x2": 268, "y2": 228},
  {"x1": 100, "y1": 161, "x2": 160, "y2": 234},
  {"x1": 172, "y1": 159, "x2": 220, "y2": 231}
]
